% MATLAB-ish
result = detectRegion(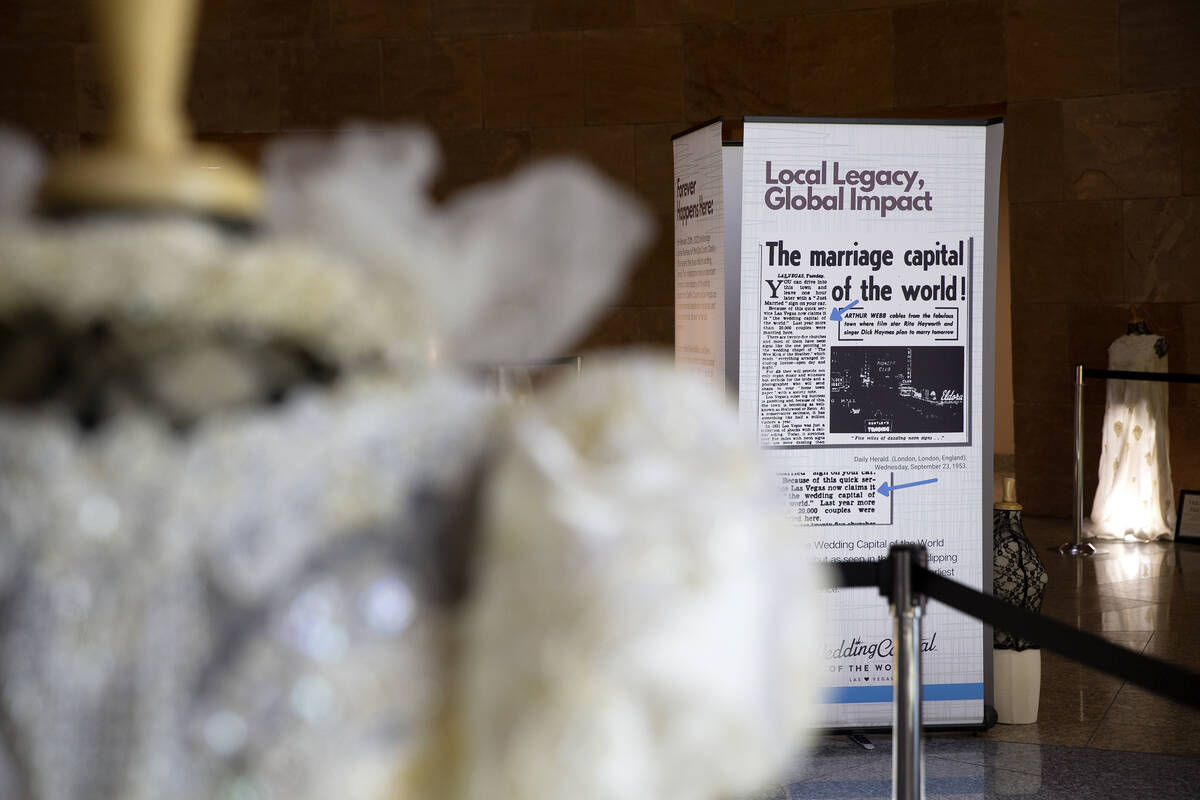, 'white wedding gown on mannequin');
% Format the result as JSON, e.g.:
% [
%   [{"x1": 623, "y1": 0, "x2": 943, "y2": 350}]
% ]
[{"x1": 1088, "y1": 332, "x2": 1175, "y2": 541}]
